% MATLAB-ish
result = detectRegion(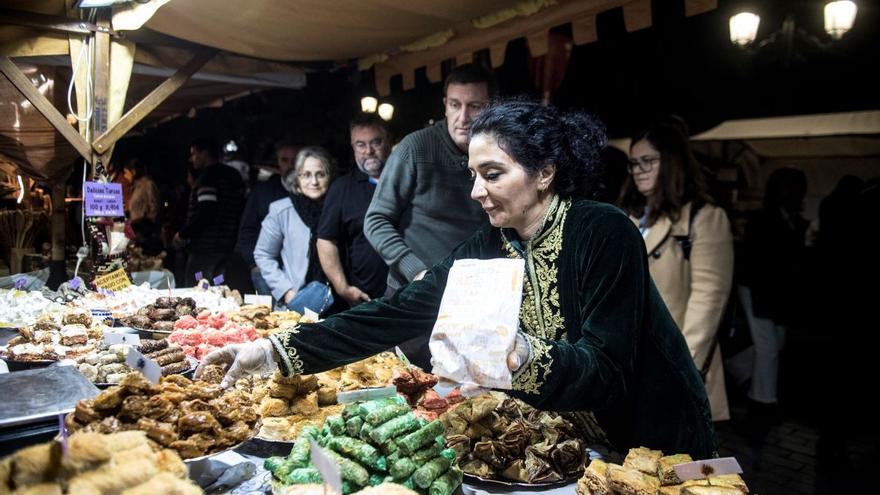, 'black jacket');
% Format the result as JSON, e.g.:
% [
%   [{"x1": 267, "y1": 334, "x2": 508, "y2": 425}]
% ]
[{"x1": 180, "y1": 163, "x2": 245, "y2": 253}]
